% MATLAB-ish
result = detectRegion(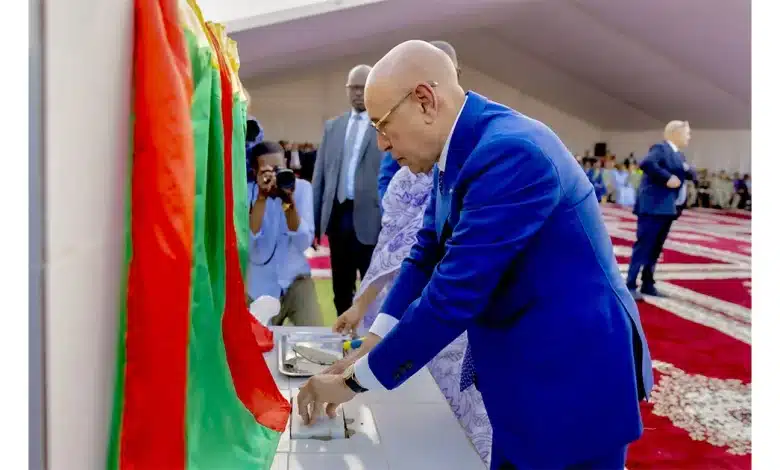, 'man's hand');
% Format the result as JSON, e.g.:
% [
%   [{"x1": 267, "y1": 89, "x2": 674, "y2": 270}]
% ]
[
  {"x1": 332, "y1": 304, "x2": 363, "y2": 336},
  {"x1": 320, "y1": 333, "x2": 381, "y2": 376},
  {"x1": 297, "y1": 374, "x2": 356, "y2": 425},
  {"x1": 256, "y1": 165, "x2": 276, "y2": 198},
  {"x1": 280, "y1": 187, "x2": 295, "y2": 205},
  {"x1": 321, "y1": 357, "x2": 352, "y2": 376},
  {"x1": 666, "y1": 175, "x2": 681, "y2": 189}
]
